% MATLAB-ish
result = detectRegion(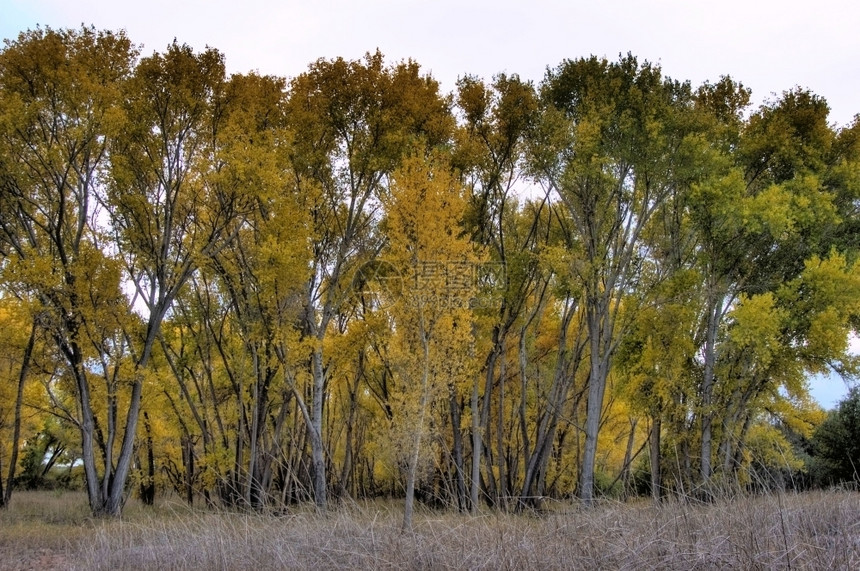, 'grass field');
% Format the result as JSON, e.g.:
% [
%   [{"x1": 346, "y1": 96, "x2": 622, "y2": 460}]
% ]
[{"x1": 1, "y1": 490, "x2": 859, "y2": 569}]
